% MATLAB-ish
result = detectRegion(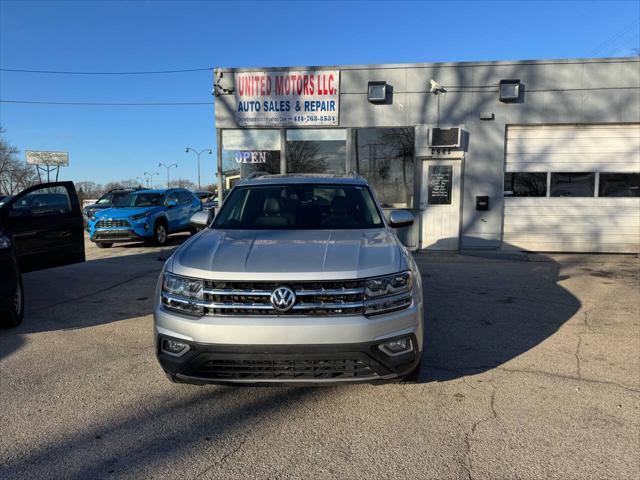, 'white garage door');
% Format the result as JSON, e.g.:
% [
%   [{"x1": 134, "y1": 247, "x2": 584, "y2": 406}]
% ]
[{"x1": 503, "y1": 124, "x2": 640, "y2": 253}]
